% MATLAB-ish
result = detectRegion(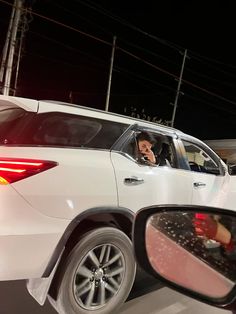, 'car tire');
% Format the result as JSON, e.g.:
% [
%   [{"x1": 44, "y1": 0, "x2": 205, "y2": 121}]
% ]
[{"x1": 49, "y1": 227, "x2": 136, "y2": 314}]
